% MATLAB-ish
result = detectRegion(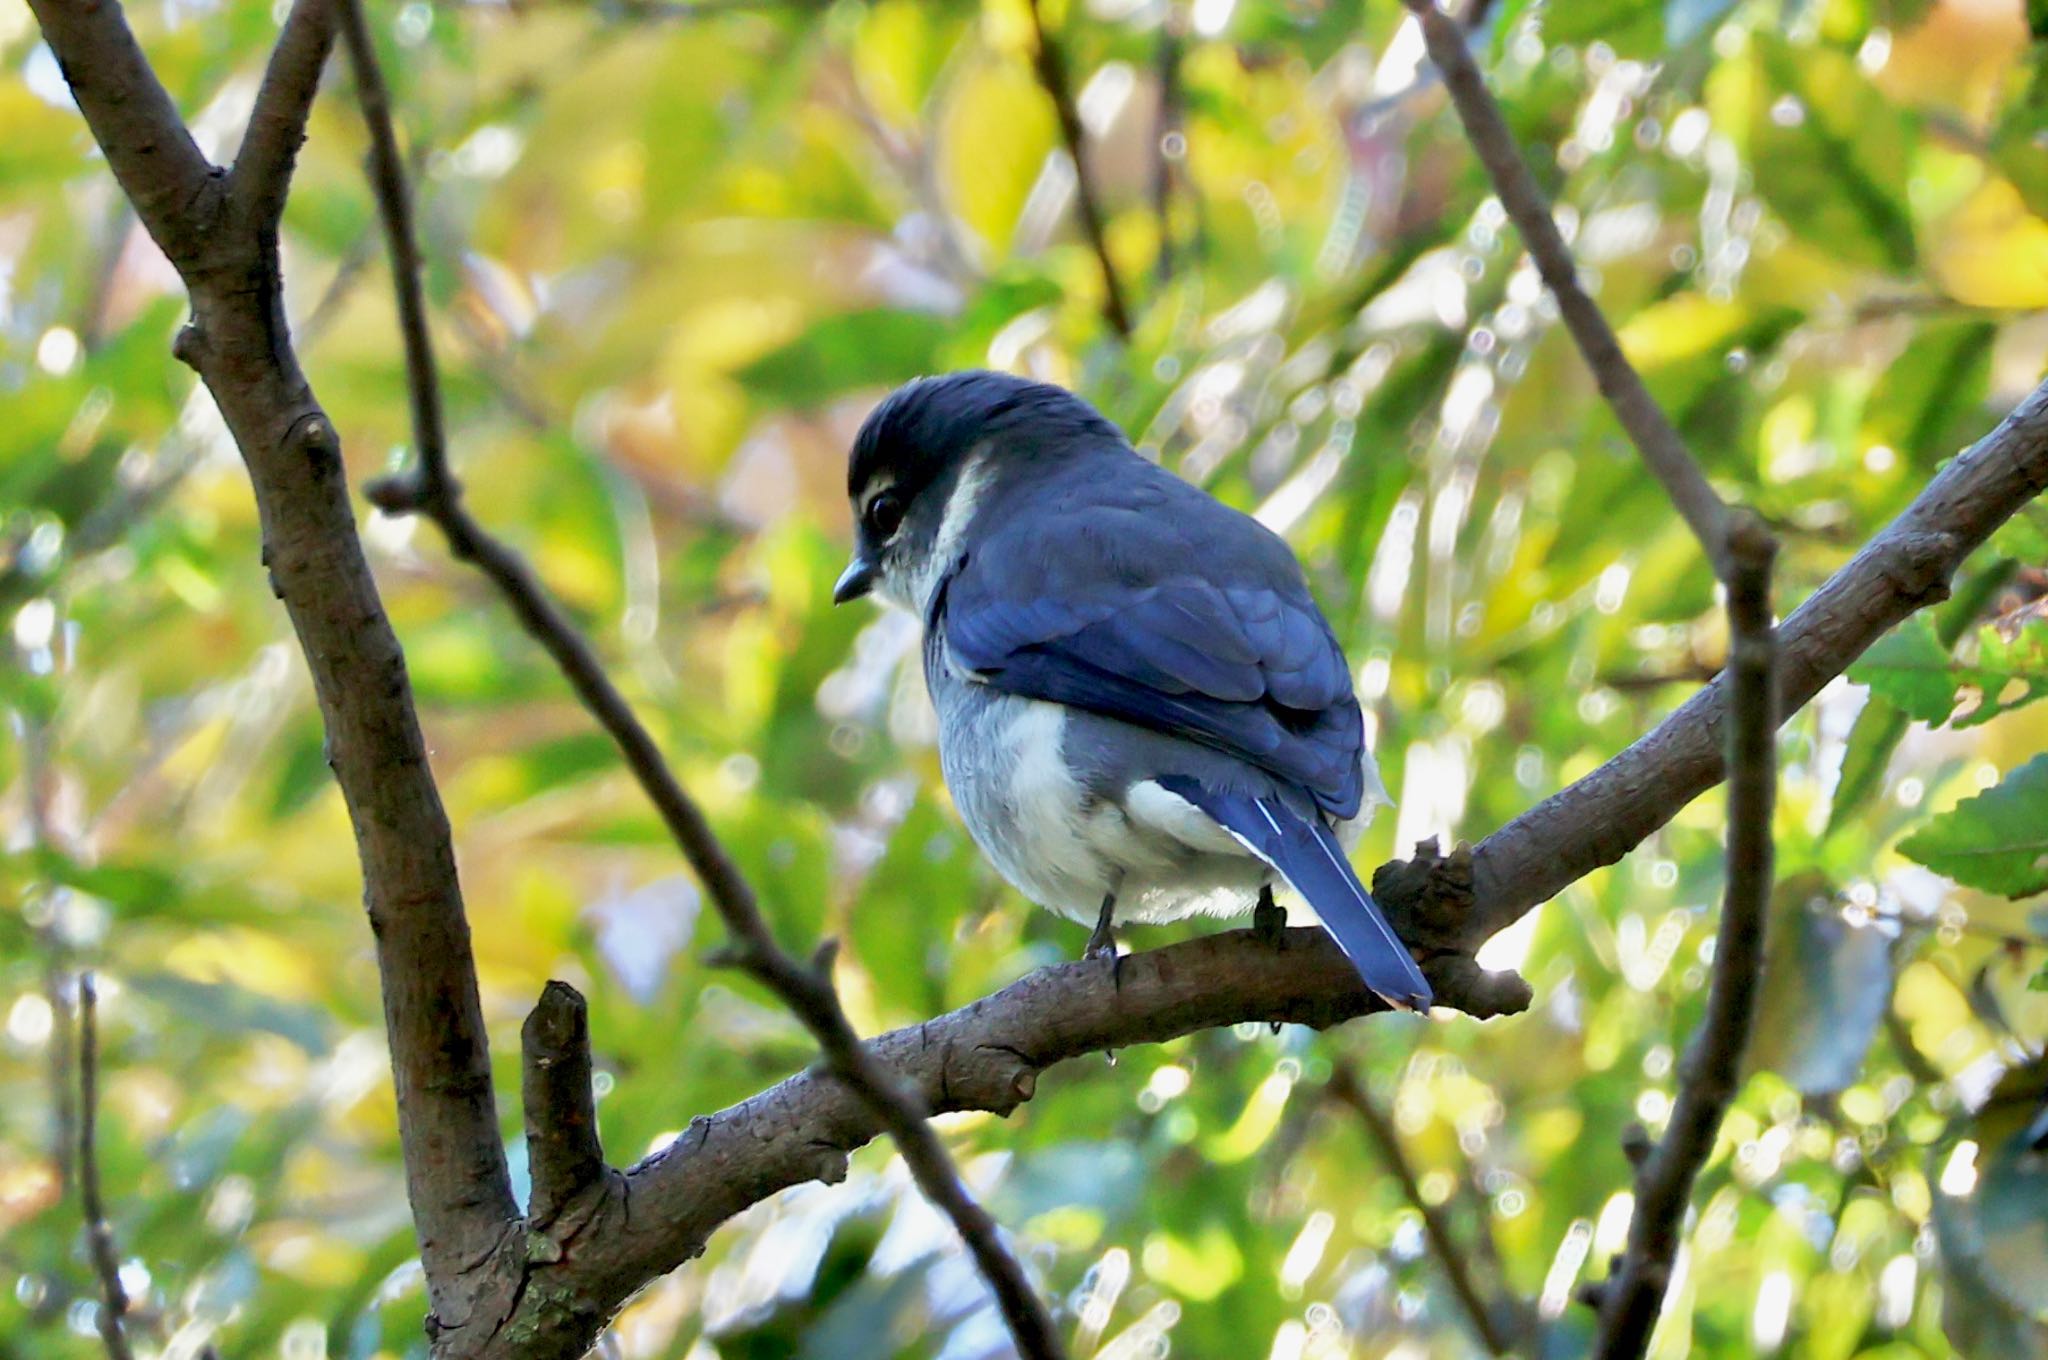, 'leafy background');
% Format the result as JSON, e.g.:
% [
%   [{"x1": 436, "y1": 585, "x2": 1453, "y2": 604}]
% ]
[{"x1": 2, "y1": 0, "x2": 2046, "y2": 1356}]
